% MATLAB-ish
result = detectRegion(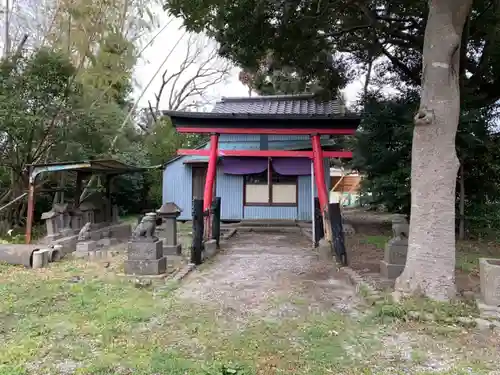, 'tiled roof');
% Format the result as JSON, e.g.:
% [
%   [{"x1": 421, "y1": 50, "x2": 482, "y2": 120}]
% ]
[{"x1": 212, "y1": 94, "x2": 344, "y2": 116}]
